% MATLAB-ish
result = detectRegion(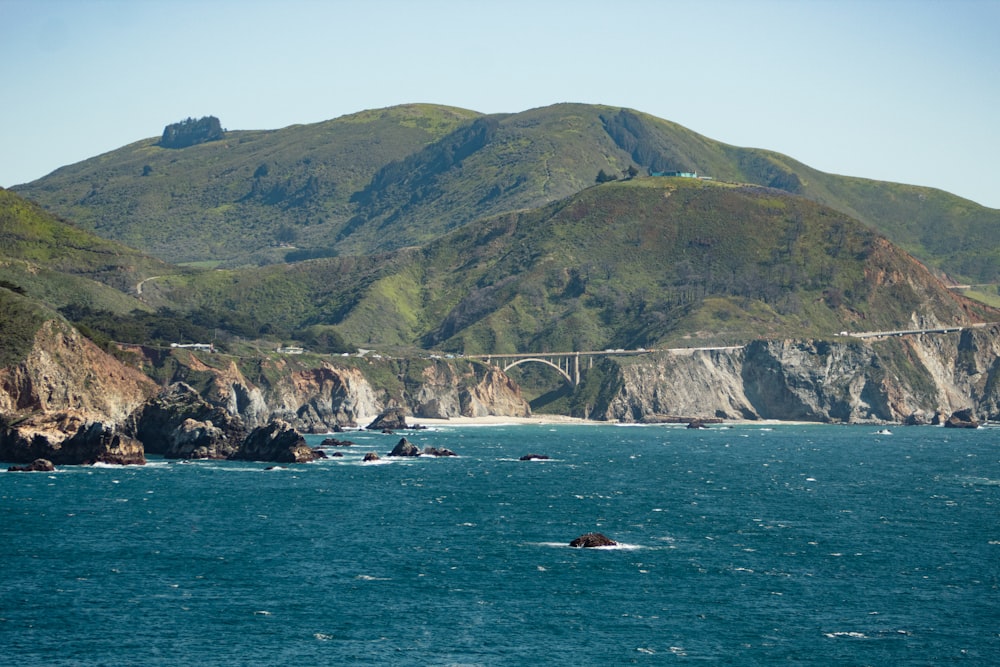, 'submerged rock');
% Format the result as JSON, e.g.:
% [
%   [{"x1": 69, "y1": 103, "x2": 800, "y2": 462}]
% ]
[
  {"x1": 320, "y1": 437, "x2": 355, "y2": 447},
  {"x1": 422, "y1": 446, "x2": 457, "y2": 457},
  {"x1": 519, "y1": 453, "x2": 550, "y2": 461},
  {"x1": 569, "y1": 533, "x2": 618, "y2": 548},
  {"x1": 7, "y1": 458, "x2": 55, "y2": 472}
]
